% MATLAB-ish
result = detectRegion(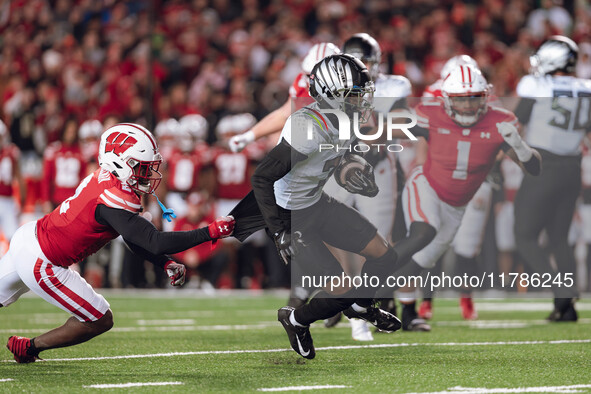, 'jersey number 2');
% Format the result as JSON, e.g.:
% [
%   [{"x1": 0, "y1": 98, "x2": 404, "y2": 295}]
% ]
[
  {"x1": 60, "y1": 174, "x2": 92, "y2": 214},
  {"x1": 452, "y1": 141, "x2": 471, "y2": 180}
]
